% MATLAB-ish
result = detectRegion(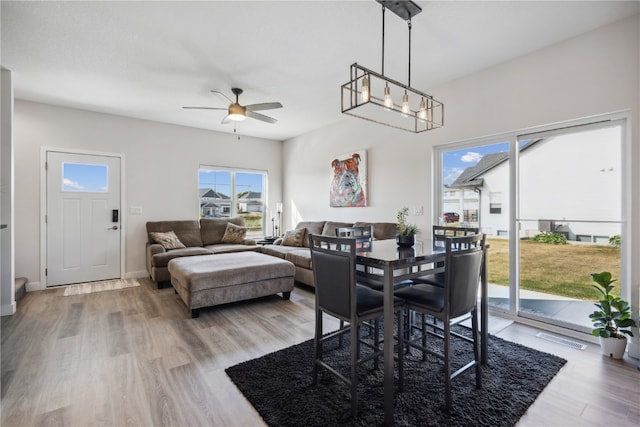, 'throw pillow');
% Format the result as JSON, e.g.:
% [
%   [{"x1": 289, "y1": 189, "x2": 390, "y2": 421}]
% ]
[
  {"x1": 221, "y1": 222, "x2": 247, "y2": 244},
  {"x1": 282, "y1": 228, "x2": 306, "y2": 247},
  {"x1": 150, "y1": 231, "x2": 186, "y2": 250}
]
